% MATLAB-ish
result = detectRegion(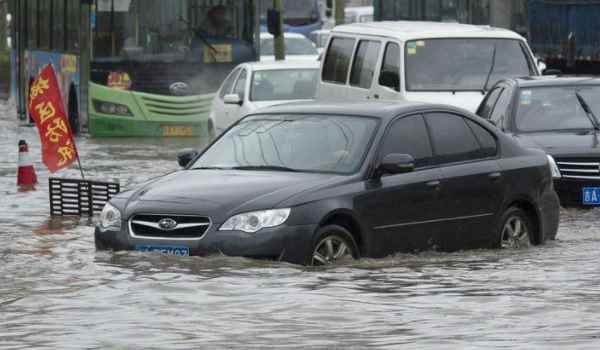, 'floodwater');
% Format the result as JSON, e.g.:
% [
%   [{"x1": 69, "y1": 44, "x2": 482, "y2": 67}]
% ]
[{"x1": 2, "y1": 102, "x2": 600, "y2": 349}]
